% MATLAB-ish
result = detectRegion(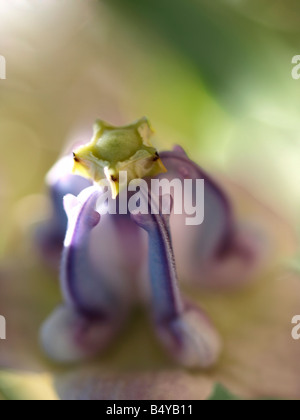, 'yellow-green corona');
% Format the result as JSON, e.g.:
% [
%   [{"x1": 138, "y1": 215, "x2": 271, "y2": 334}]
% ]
[{"x1": 72, "y1": 117, "x2": 167, "y2": 199}]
